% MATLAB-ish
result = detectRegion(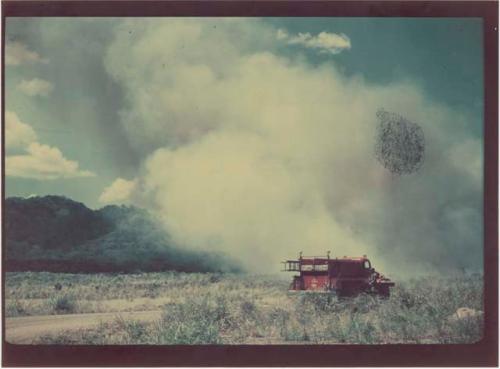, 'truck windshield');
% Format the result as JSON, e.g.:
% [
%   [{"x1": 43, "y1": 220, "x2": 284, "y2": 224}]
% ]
[{"x1": 364, "y1": 260, "x2": 371, "y2": 269}]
